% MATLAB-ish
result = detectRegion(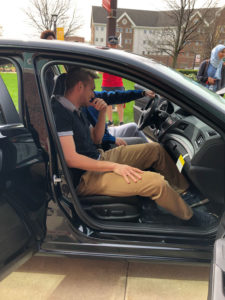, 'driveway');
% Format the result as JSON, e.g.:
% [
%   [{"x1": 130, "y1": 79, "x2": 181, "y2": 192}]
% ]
[{"x1": 0, "y1": 256, "x2": 209, "y2": 300}]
